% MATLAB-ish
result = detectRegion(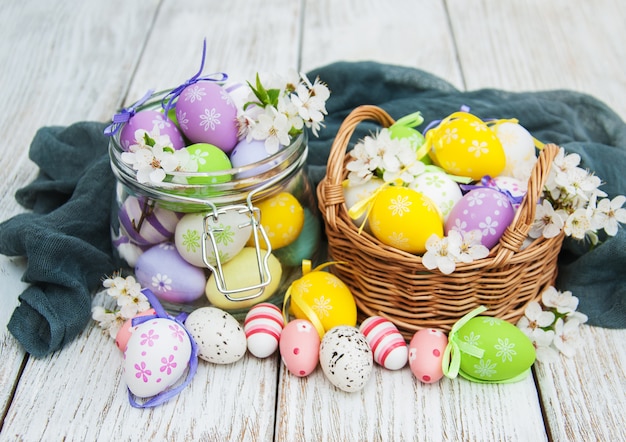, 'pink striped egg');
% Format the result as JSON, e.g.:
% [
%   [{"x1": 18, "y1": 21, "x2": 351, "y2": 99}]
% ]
[
  {"x1": 359, "y1": 316, "x2": 408, "y2": 370},
  {"x1": 244, "y1": 303, "x2": 284, "y2": 358},
  {"x1": 119, "y1": 195, "x2": 182, "y2": 246}
]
